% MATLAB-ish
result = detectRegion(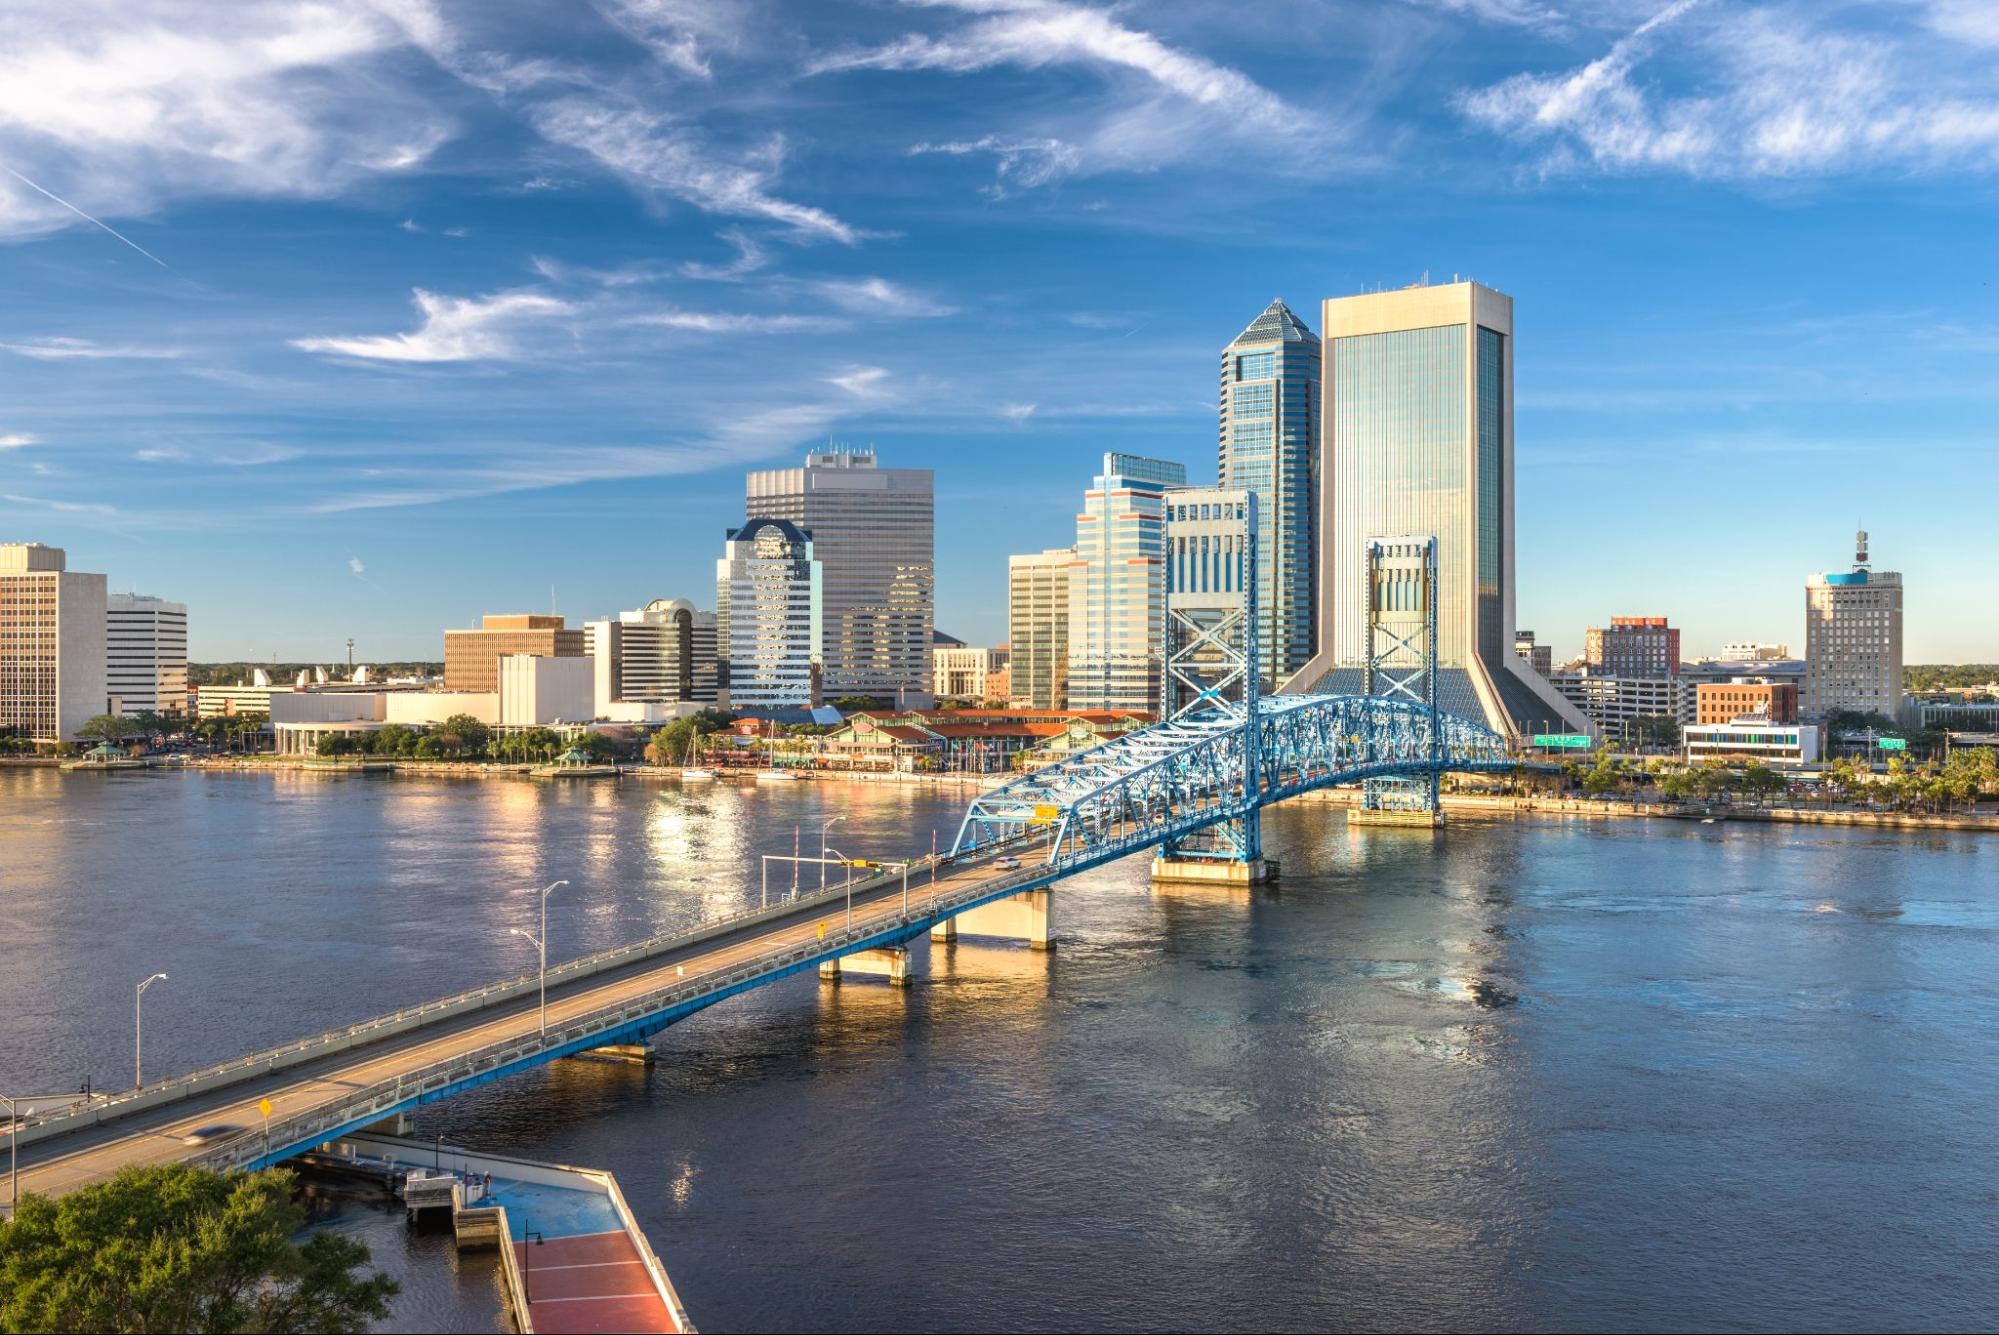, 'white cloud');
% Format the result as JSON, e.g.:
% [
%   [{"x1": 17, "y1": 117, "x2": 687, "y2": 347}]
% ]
[
  {"x1": 812, "y1": 276, "x2": 957, "y2": 317},
  {"x1": 348, "y1": 556, "x2": 366, "y2": 576},
  {"x1": 1000, "y1": 402, "x2": 1036, "y2": 422},
  {"x1": 290, "y1": 287, "x2": 576, "y2": 363},
  {"x1": 134, "y1": 447, "x2": 191, "y2": 463},
  {"x1": 626, "y1": 309, "x2": 849, "y2": 334},
  {"x1": 1460, "y1": 0, "x2": 1999, "y2": 178},
  {"x1": 0, "y1": 1, "x2": 453, "y2": 241},
  {"x1": 0, "y1": 433, "x2": 37, "y2": 449},
  {"x1": 827, "y1": 365, "x2": 890, "y2": 396},
  {"x1": 530, "y1": 98, "x2": 861, "y2": 243},
  {"x1": 2, "y1": 492, "x2": 116, "y2": 514},
  {"x1": 680, "y1": 227, "x2": 770, "y2": 280},
  {"x1": 591, "y1": 0, "x2": 745, "y2": 79},
  {"x1": 812, "y1": 0, "x2": 1318, "y2": 188},
  {"x1": 0, "y1": 337, "x2": 185, "y2": 360}
]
